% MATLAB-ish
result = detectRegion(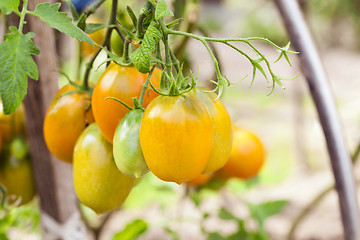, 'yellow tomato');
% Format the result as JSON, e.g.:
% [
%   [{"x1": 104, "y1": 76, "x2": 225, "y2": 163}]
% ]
[
  {"x1": 73, "y1": 123, "x2": 136, "y2": 214},
  {"x1": 140, "y1": 93, "x2": 213, "y2": 184},
  {"x1": 186, "y1": 173, "x2": 213, "y2": 187},
  {"x1": 195, "y1": 89, "x2": 233, "y2": 173},
  {"x1": 0, "y1": 100, "x2": 26, "y2": 143}
]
